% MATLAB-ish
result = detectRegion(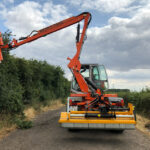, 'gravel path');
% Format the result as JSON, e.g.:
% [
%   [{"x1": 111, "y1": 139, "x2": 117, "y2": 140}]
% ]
[{"x1": 0, "y1": 107, "x2": 150, "y2": 150}]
